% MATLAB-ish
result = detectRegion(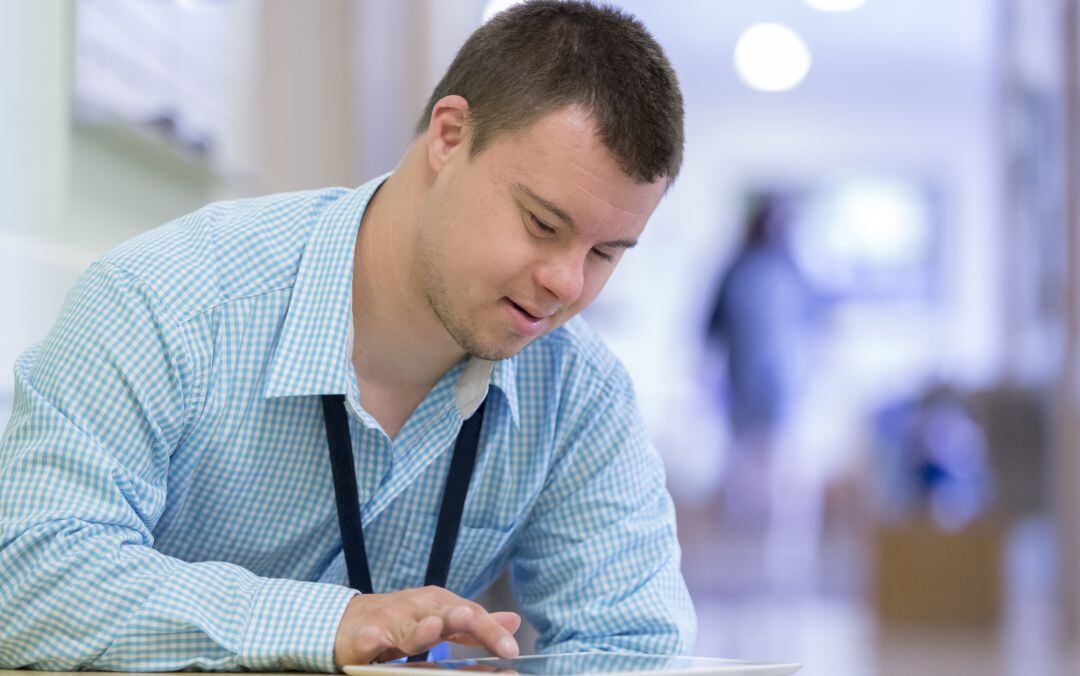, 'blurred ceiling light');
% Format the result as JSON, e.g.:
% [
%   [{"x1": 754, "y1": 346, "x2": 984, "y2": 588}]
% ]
[
  {"x1": 483, "y1": 0, "x2": 523, "y2": 22},
  {"x1": 836, "y1": 182, "x2": 927, "y2": 264},
  {"x1": 734, "y1": 23, "x2": 812, "y2": 93},
  {"x1": 804, "y1": 0, "x2": 867, "y2": 12}
]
